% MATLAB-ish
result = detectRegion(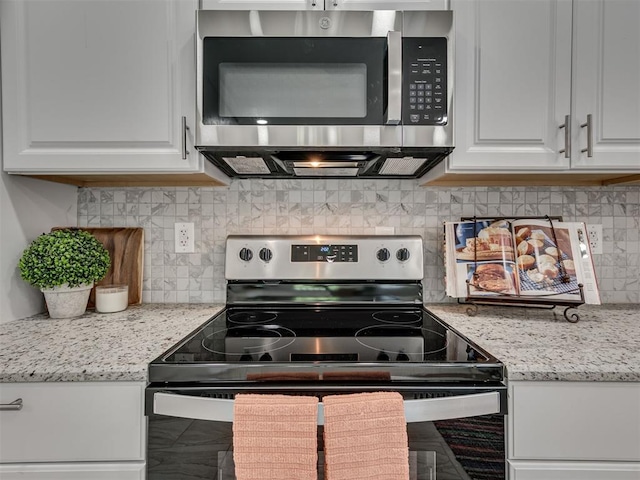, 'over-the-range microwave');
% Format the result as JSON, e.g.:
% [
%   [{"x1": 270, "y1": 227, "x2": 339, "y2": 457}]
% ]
[{"x1": 196, "y1": 10, "x2": 454, "y2": 179}]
